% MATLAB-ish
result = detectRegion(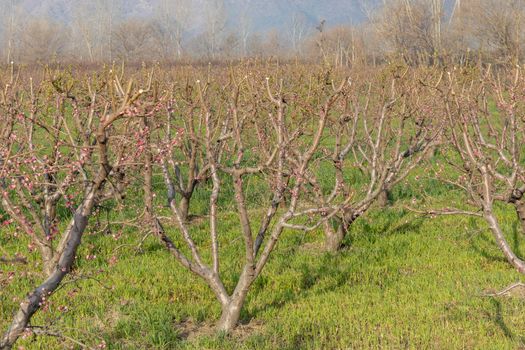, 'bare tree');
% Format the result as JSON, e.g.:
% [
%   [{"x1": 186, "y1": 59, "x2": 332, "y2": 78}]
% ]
[
  {"x1": 417, "y1": 66, "x2": 525, "y2": 274},
  {"x1": 152, "y1": 0, "x2": 191, "y2": 60},
  {"x1": 16, "y1": 18, "x2": 68, "y2": 62},
  {"x1": 0, "y1": 68, "x2": 153, "y2": 349},
  {"x1": 262, "y1": 29, "x2": 286, "y2": 59},
  {"x1": 295, "y1": 68, "x2": 441, "y2": 252},
  {"x1": 143, "y1": 73, "x2": 349, "y2": 332},
  {"x1": 112, "y1": 18, "x2": 156, "y2": 61},
  {"x1": 90, "y1": 0, "x2": 125, "y2": 62},
  {"x1": 71, "y1": 0, "x2": 107, "y2": 62},
  {"x1": 305, "y1": 25, "x2": 367, "y2": 67},
  {"x1": 462, "y1": 0, "x2": 525, "y2": 63},
  {"x1": 0, "y1": 0, "x2": 20, "y2": 64},
  {"x1": 238, "y1": 0, "x2": 253, "y2": 57},
  {"x1": 157, "y1": 81, "x2": 219, "y2": 222},
  {"x1": 203, "y1": 0, "x2": 227, "y2": 59},
  {"x1": 374, "y1": 0, "x2": 444, "y2": 65},
  {"x1": 288, "y1": 12, "x2": 309, "y2": 56}
]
